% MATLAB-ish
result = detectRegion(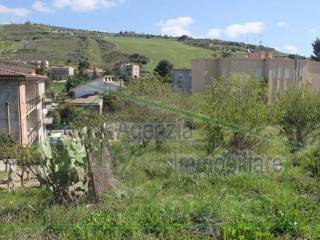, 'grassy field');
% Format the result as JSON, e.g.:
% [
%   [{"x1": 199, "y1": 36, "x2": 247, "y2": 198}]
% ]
[
  {"x1": 46, "y1": 82, "x2": 66, "y2": 94},
  {"x1": 107, "y1": 36, "x2": 214, "y2": 71},
  {"x1": 0, "y1": 24, "x2": 216, "y2": 71},
  {"x1": 1, "y1": 126, "x2": 320, "y2": 239}
]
